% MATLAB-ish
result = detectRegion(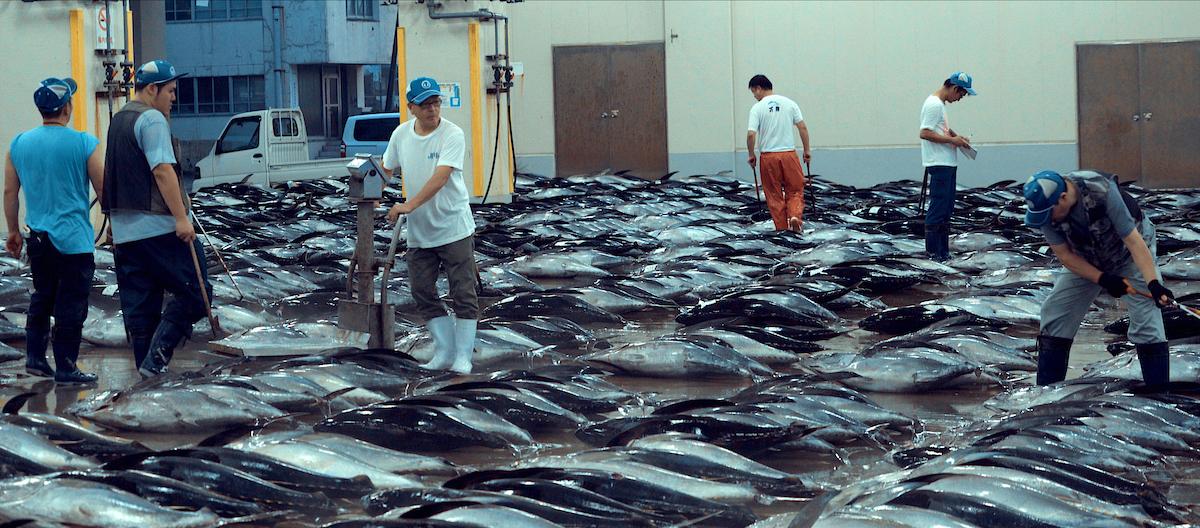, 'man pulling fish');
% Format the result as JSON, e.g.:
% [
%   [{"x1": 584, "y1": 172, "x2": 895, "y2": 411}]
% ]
[
  {"x1": 383, "y1": 76, "x2": 478, "y2": 374},
  {"x1": 102, "y1": 60, "x2": 213, "y2": 378},
  {"x1": 746, "y1": 74, "x2": 811, "y2": 233},
  {"x1": 4, "y1": 77, "x2": 104, "y2": 384},
  {"x1": 1023, "y1": 169, "x2": 1175, "y2": 390}
]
